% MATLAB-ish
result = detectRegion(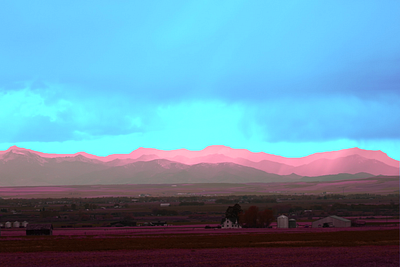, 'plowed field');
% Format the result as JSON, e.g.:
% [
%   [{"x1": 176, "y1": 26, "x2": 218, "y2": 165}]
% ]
[{"x1": 0, "y1": 228, "x2": 398, "y2": 266}]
